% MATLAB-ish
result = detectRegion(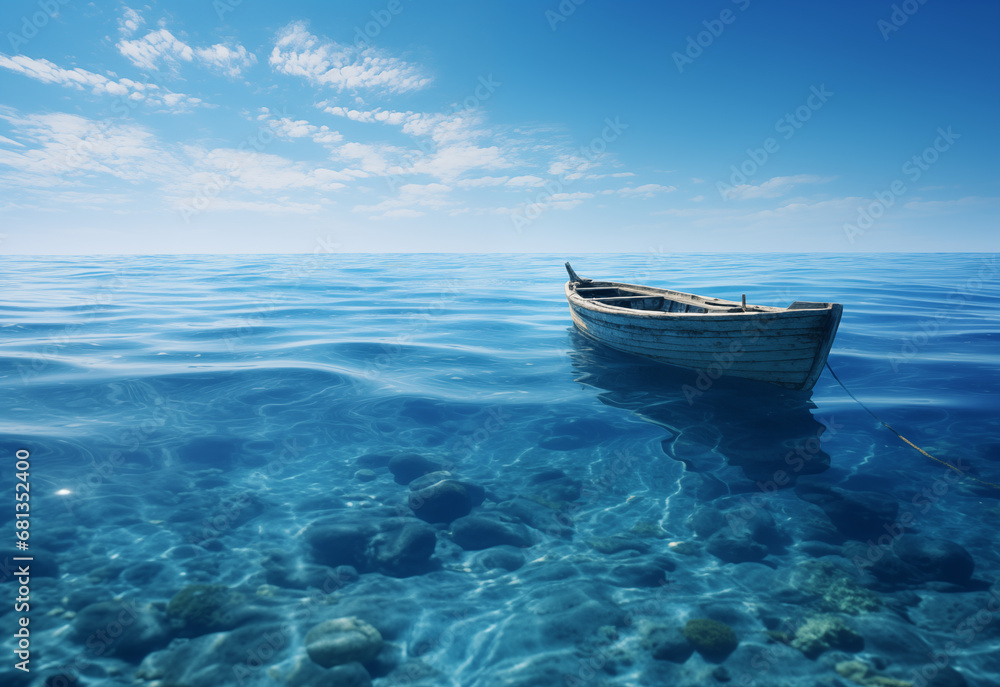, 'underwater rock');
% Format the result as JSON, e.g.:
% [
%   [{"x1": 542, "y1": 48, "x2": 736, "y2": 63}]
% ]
[
  {"x1": 411, "y1": 471, "x2": 486, "y2": 506},
  {"x1": 688, "y1": 505, "x2": 727, "y2": 538},
  {"x1": 789, "y1": 559, "x2": 882, "y2": 614},
  {"x1": 682, "y1": 618, "x2": 738, "y2": 661},
  {"x1": 629, "y1": 520, "x2": 669, "y2": 539},
  {"x1": 355, "y1": 469, "x2": 377, "y2": 482},
  {"x1": 791, "y1": 614, "x2": 863, "y2": 659},
  {"x1": 640, "y1": 623, "x2": 694, "y2": 663},
  {"x1": 923, "y1": 666, "x2": 968, "y2": 687},
  {"x1": 908, "y1": 591, "x2": 1000, "y2": 638},
  {"x1": 72, "y1": 600, "x2": 169, "y2": 660},
  {"x1": 529, "y1": 581, "x2": 627, "y2": 642},
  {"x1": 795, "y1": 485, "x2": 899, "y2": 541},
  {"x1": 305, "y1": 617, "x2": 383, "y2": 668},
  {"x1": 610, "y1": 560, "x2": 674, "y2": 588},
  {"x1": 409, "y1": 479, "x2": 472, "y2": 523},
  {"x1": 471, "y1": 545, "x2": 525, "y2": 572},
  {"x1": 526, "y1": 472, "x2": 582, "y2": 503},
  {"x1": 707, "y1": 534, "x2": 768, "y2": 564},
  {"x1": 285, "y1": 658, "x2": 373, "y2": 687},
  {"x1": 451, "y1": 514, "x2": 533, "y2": 550},
  {"x1": 304, "y1": 520, "x2": 378, "y2": 569},
  {"x1": 138, "y1": 623, "x2": 291, "y2": 685},
  {"x1": 845, "y1": 536, "x2": 975, "y2": 588},
  {"x1": 849, "y1": 613, "x2": 935, "y2": 663},
  {"x1": 408, "y1": 470, "x2": 455, "y2": 490},
  {"x1": 495, "y1": 496, "x2": 574, "y2": 538},
  {"x1": 587, "y1": 534, "x2": 649, "y2": 555},
  {"x1": 388, "y1": 453, "x2": 444, "y2": 485},
  {"x1": 893, "y1": 535, "x2": 975, "y2": 585},
  {"x1": 835, "y1": 660, "x2": 913, "y2": 687},
  {"x1": 366, "y1": 519, "x2": 437, "y2": 577},
  {"x1": 166, "y1": 584, "x2": 246, "y2": 636}
]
